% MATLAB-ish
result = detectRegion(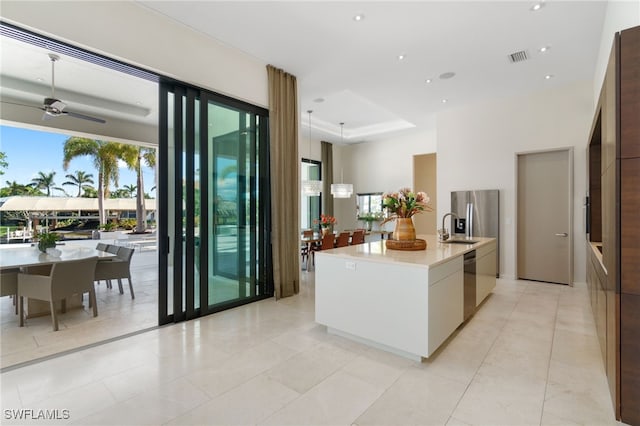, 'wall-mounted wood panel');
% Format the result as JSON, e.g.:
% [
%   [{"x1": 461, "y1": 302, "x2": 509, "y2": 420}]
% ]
[
  {"x1": 589, "y1": 129, "x2": 602, "y2": 242},
  {"x1": 601, "y1": 44, "x2": 617, "y2": 172},
  {"x1": 621, "y1": 158, "x2": 640, "y2": 295},
  {"x1": 620, "y1": 26, "x2": 640, "y2": 159},
  {"x1": 621, "y1": 294, "x2": 640, "y2": 425}
]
